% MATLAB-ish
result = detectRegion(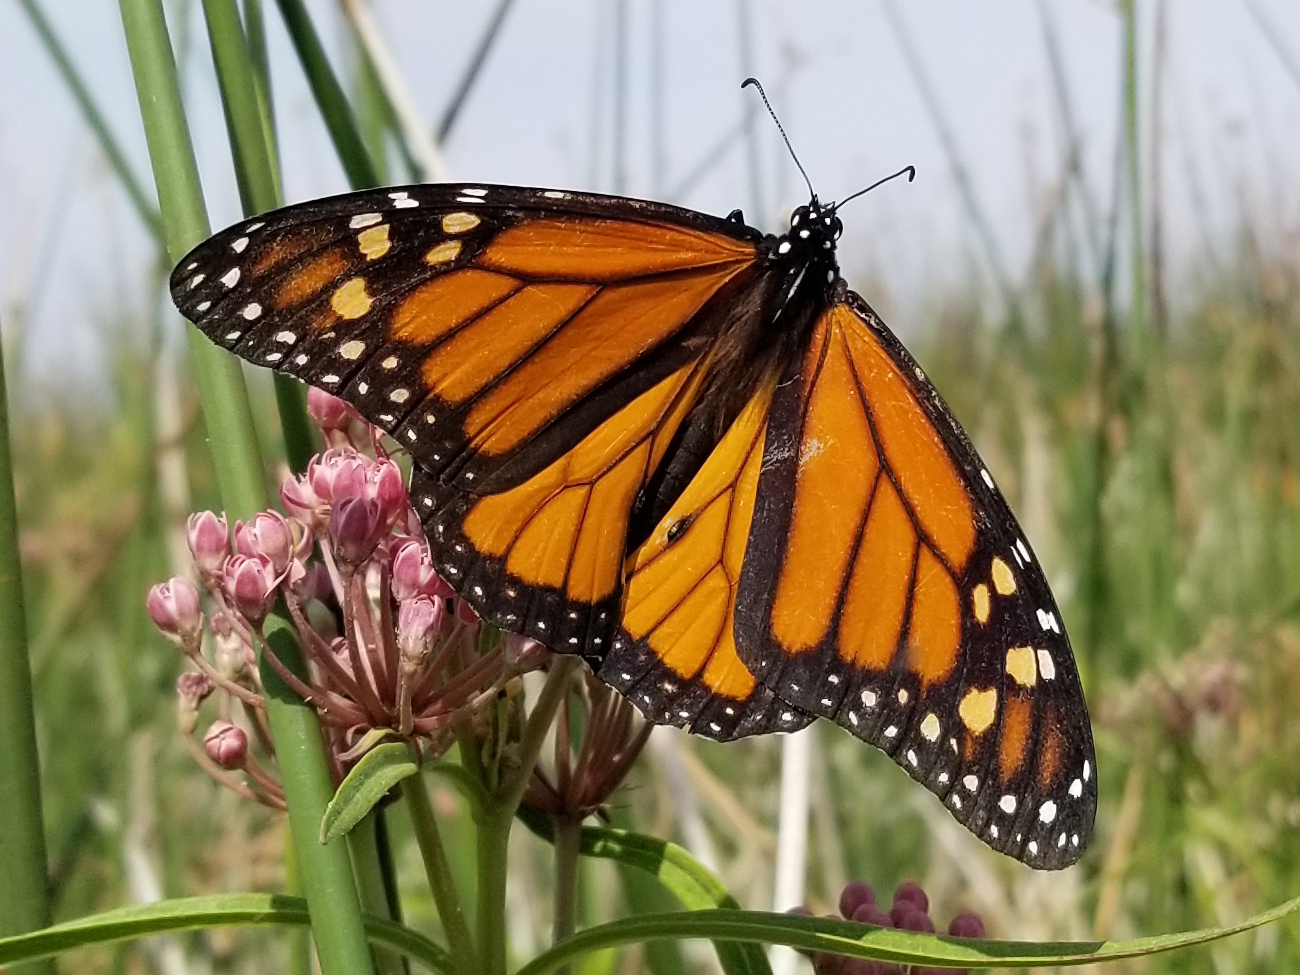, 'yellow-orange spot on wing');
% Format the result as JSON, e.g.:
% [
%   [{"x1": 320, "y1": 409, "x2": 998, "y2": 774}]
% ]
[
  {"x1": 564, "y1": 447, "x2": 650, "y2": 601},
  {"x1": 422, "y1": 283, "x2": 598, "y2": 405},
  {"x1": 274, "y1": 249, "x2": 350, "y2": 308},
  {"x1": 465, "y1": 267, "x2": 743, "y2": 455},
  {"x1": 770, "y1": 329, "x2": 880, "y2": 652},
  {"x1": 424, "y1": 240, "x2": 462, "y2": 265},
  {"x1": 836, "y1": 307, "x2": 975, "y2": 571},
  {"x1": 999, "y1": 694, "x2": 1033, "y2": 779},
  {"x1": 991, "y1": 556, "x2": 1016, "y2": 595},
  {"x1": 959, "y1": 687, "x2": 997, "y2": 736},
  {"x1": 330, "y1": 277, "x2": 373, "y2": 319},
  {"x1": 477, "y1": 217, "x2": 754, "y2": 280},
  {"x1": 839, "y1": 478, "x2": 913, "y2": 669},
  {"x1": 1005, "y1": 646, "x2": 1038, "y2": 687},
  {"x1": 972, "y1": 583, "x2": 991, "y2": 624},
  {"x1": 907, "y1": 546, "x2": 961, "y2": 686},
  {"x1": 357, "y1": 223, "x2": 391, "y2": 260},
  {"x1": 391, "y1": 269, "x2": 518, "y2": 345},
  {"x1": 442, "y1": 212, "x2": 481, "y2": 234}
]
